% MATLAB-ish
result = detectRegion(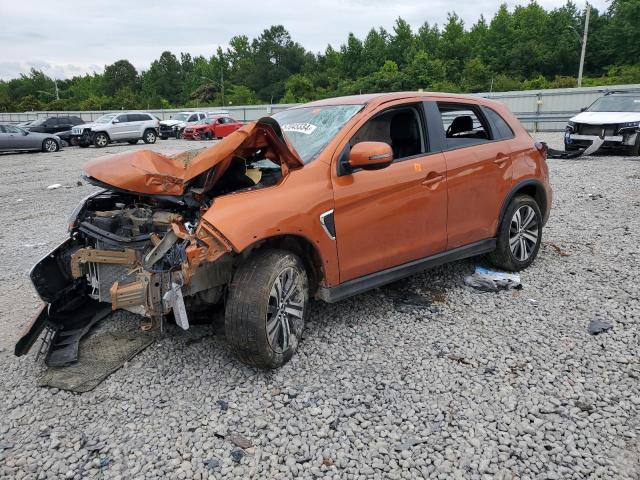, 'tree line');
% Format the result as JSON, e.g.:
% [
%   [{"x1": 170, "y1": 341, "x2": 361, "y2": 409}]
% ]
[{"x1": 1, "y1": 0, "x2": 639, "y2": 112}]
